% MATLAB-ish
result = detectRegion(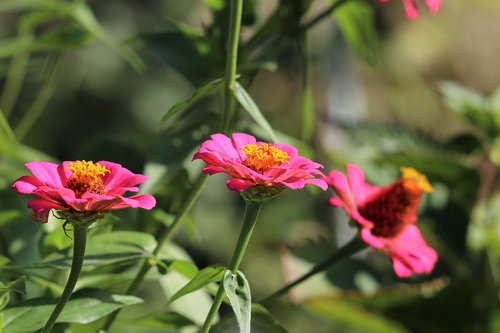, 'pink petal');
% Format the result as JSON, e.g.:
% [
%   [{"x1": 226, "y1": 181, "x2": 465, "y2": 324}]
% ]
[
  {"x1": 272, "y1": 143, "x2": 298, "y2": 160},
  {"x1": 360, "y1": 228, "x2": 387, "y2": 250},
  {"x1": 25, "y1": 161, "x2": 65, "y2": 188},
  {"x1": 27, "y1": 198, "x2": 66, "y2": 211},
  {"x1": 401, "y1": 0, "x2": 419, "y2": 20},
  {"x1": 226, "y1": 178, "x2": 256, "y2": 192},
  {"x1": 98, "y1": 161, "x2": 148, "y2": 194},
  {"x1": 424, "y1": 0, "x2": 441, "y2": 14},
  {"x1": 326, "y1": 170, "x2": 356, "y2": 213},
  {"x1": 12, "y1": 176, "x2": 43, "y2": 194},
  {"x1": 304, "y1": 177, "x2": 328, "y2": 191},
  {"x1": 387, "y1": 225, "x2": 438, "y2": 277},
  {"x1": 108, "y1": 194, "x2": 157, "y2": 210},
  {"x1": 232, "y1": 133, "x2": 257, "y2": 160},
  {"x1": 345, "y1": 164, "x2": 380, "y2": 205}
]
